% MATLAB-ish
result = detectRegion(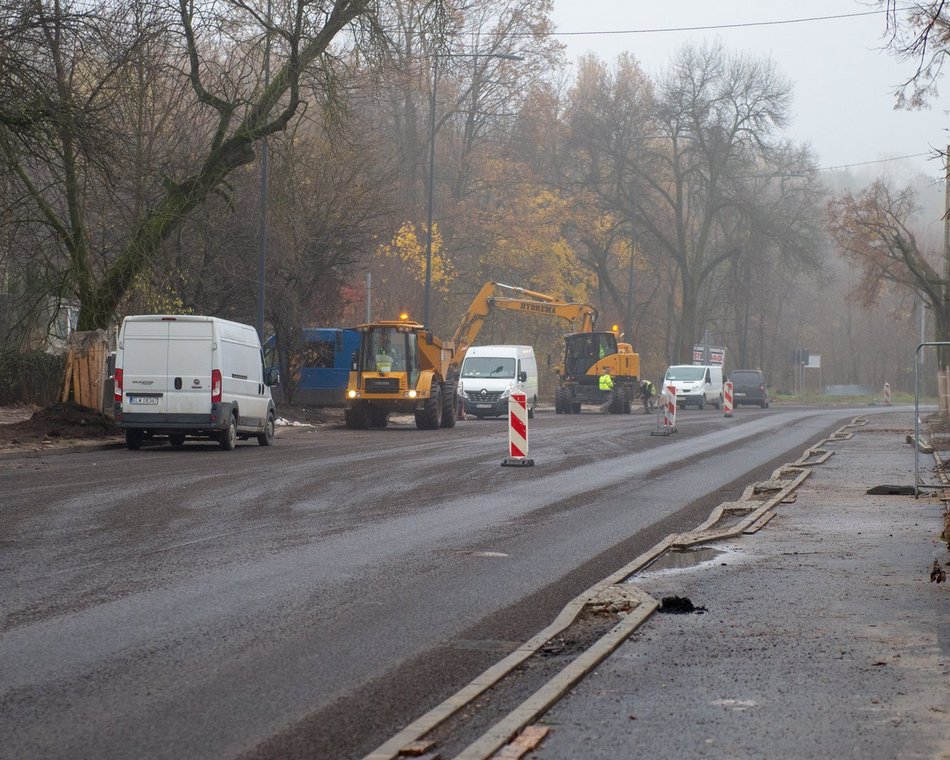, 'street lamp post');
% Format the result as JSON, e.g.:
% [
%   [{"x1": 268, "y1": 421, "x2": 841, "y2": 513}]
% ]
[
  {"x1": 255, "y1": 0, "x2": 272, "y2": 342},
  {"x1": 422, "y1": 51, "x2": 523, "y2": 328}
]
